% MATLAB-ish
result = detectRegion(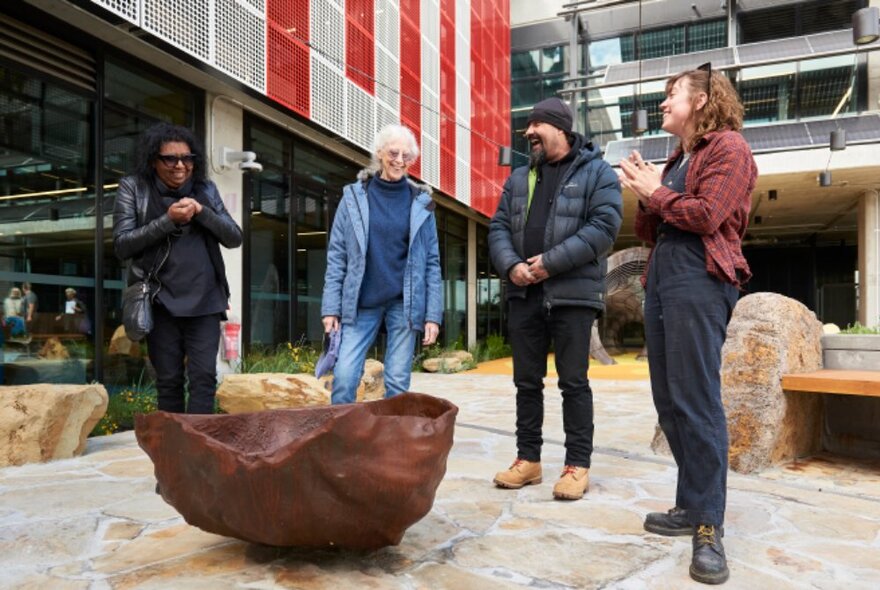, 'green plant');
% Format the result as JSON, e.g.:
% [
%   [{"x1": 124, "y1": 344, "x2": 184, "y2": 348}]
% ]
[
  {"x1": 238, "y1": 337, "x2": 320, "y2": 374},
  {"x1": 840, "y1": 322, "x2": 880, "y2": 335},
  {"x1": 469, "y1": 333, "x2": 511, "y2": 363},
  {"x1": 91, "y1": 373, "x2": 157, "y2": 437}
]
